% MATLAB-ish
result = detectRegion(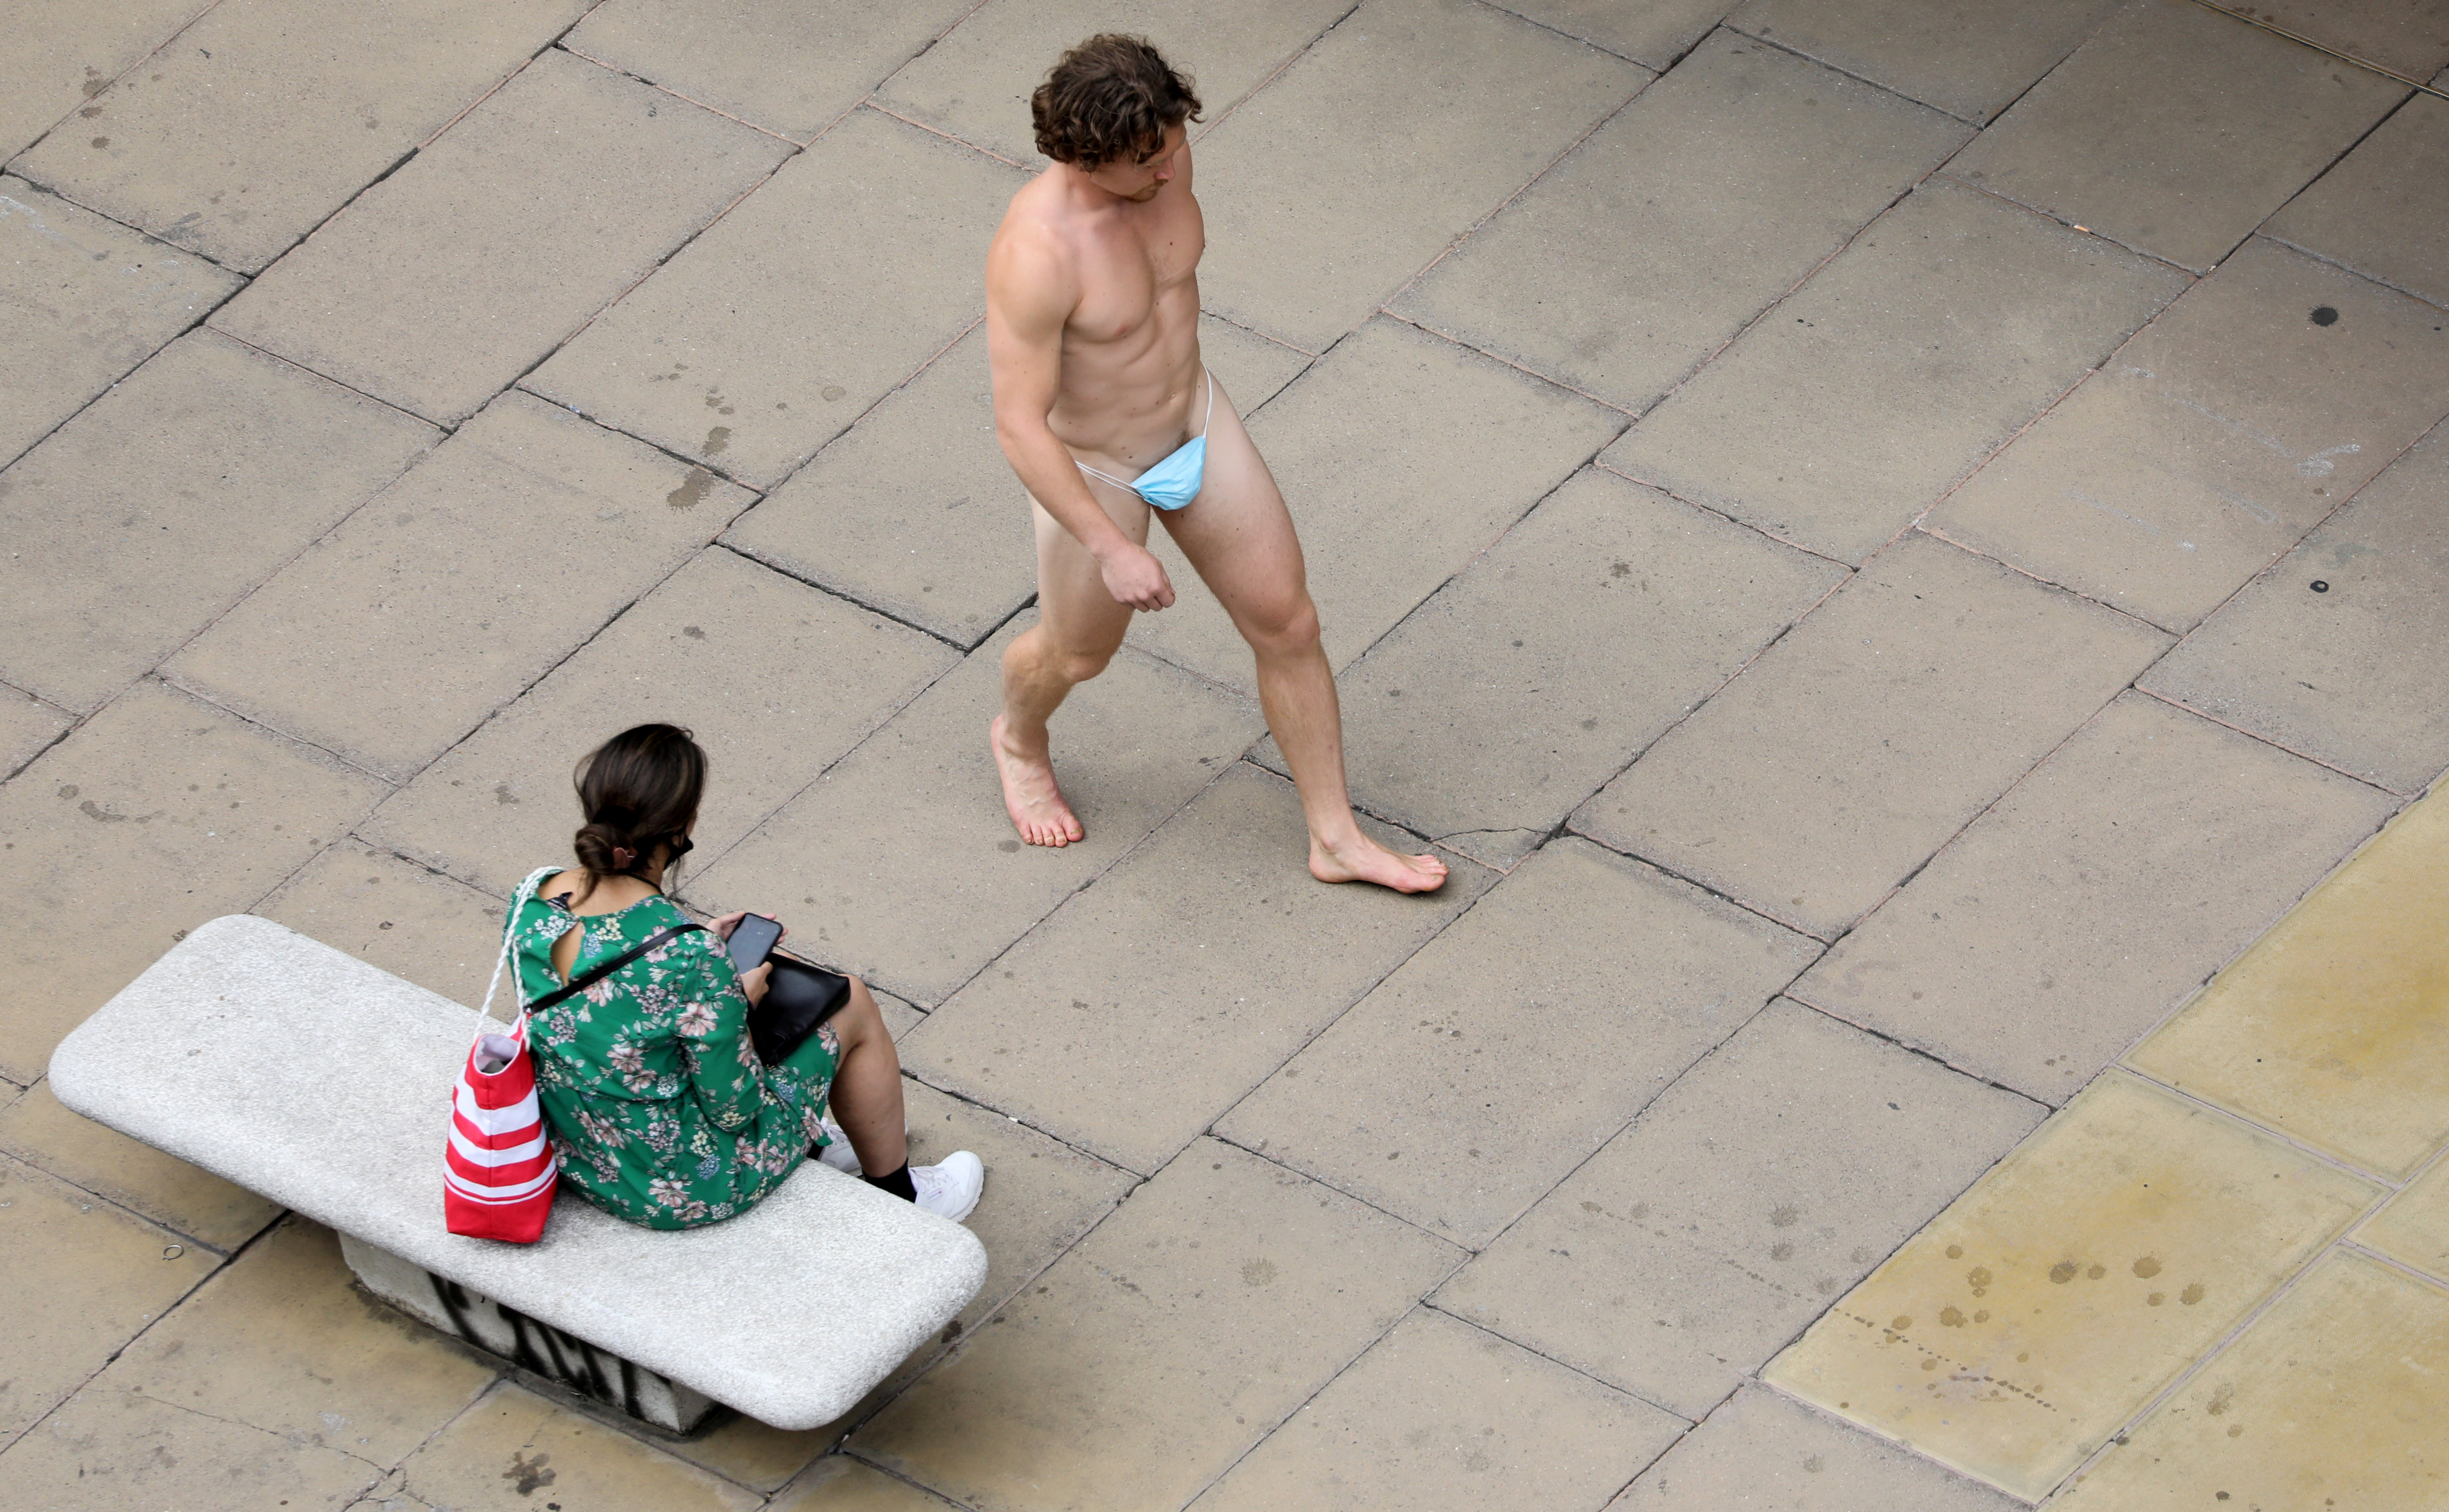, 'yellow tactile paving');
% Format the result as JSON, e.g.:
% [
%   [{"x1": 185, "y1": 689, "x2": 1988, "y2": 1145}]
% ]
[
  {"x1": 2358, "y1": 1153, "x2": 2449, "y2": 1285},
  {"x1": 2050, "y1": 1251, "x2": 2449, "y2": 1510},
  {"x1": 1763, "y1": 1072, "x2": 2378, "y2": 1502},
  {"x1": 2125, "y1": 783, "x2": 2449, "y2": 1179}
]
